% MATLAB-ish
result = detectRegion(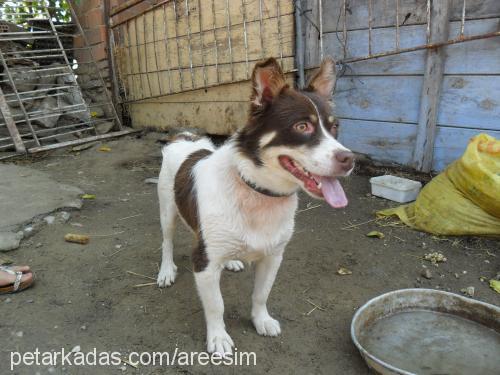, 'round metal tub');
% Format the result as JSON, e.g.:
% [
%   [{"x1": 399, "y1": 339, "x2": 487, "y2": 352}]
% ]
[{"x1": 351, "y1": 289, "x2": 500, "y2": 375}]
